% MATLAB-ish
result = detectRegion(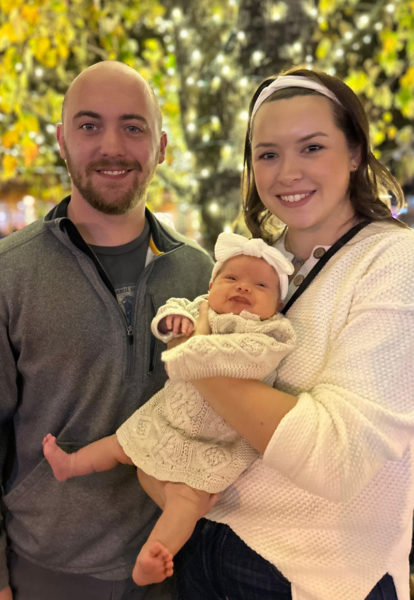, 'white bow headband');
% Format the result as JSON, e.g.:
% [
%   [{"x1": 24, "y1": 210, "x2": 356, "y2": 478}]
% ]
[
  {"x1": 251, "y1": 75, "x2": 342, "y2": 121},
  {"x1": 211, "y1": 232, "x2": 294, "y2": 299}
]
